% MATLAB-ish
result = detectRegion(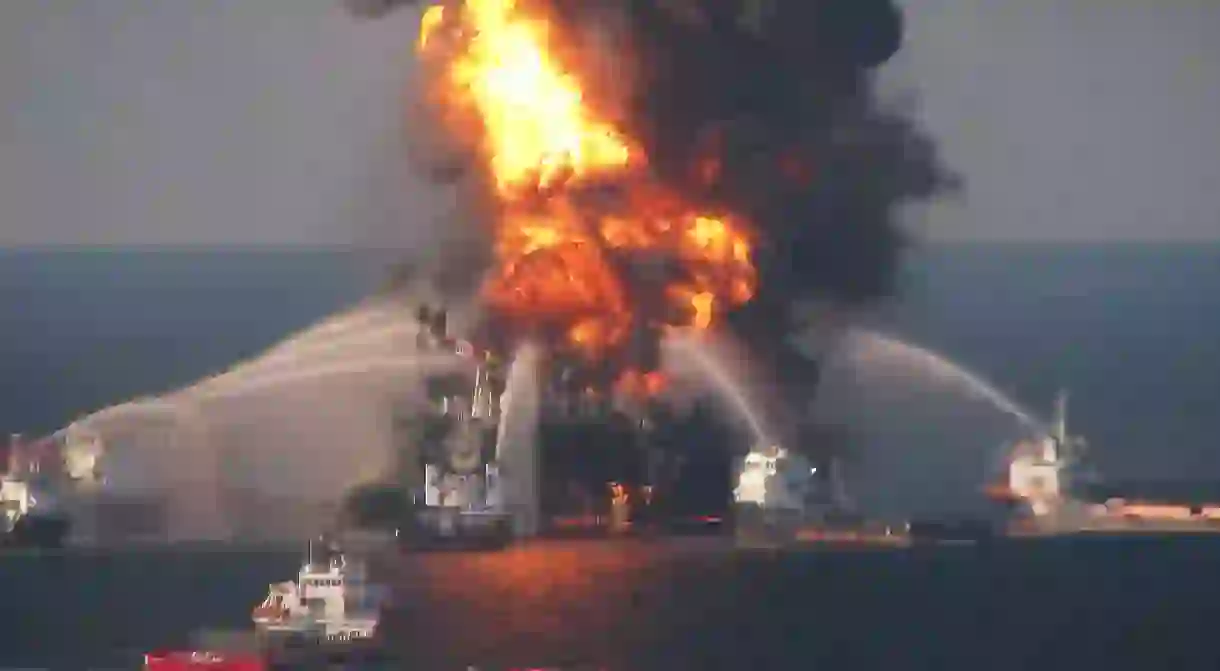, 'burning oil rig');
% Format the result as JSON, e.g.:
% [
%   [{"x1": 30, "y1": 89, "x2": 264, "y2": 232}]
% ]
[
  {"x1": 338, "y1": 0, "x2": 915, "y2": 544},
  {"x1": 342, "y1": 301, "x2": 774, "y2": 546}
]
